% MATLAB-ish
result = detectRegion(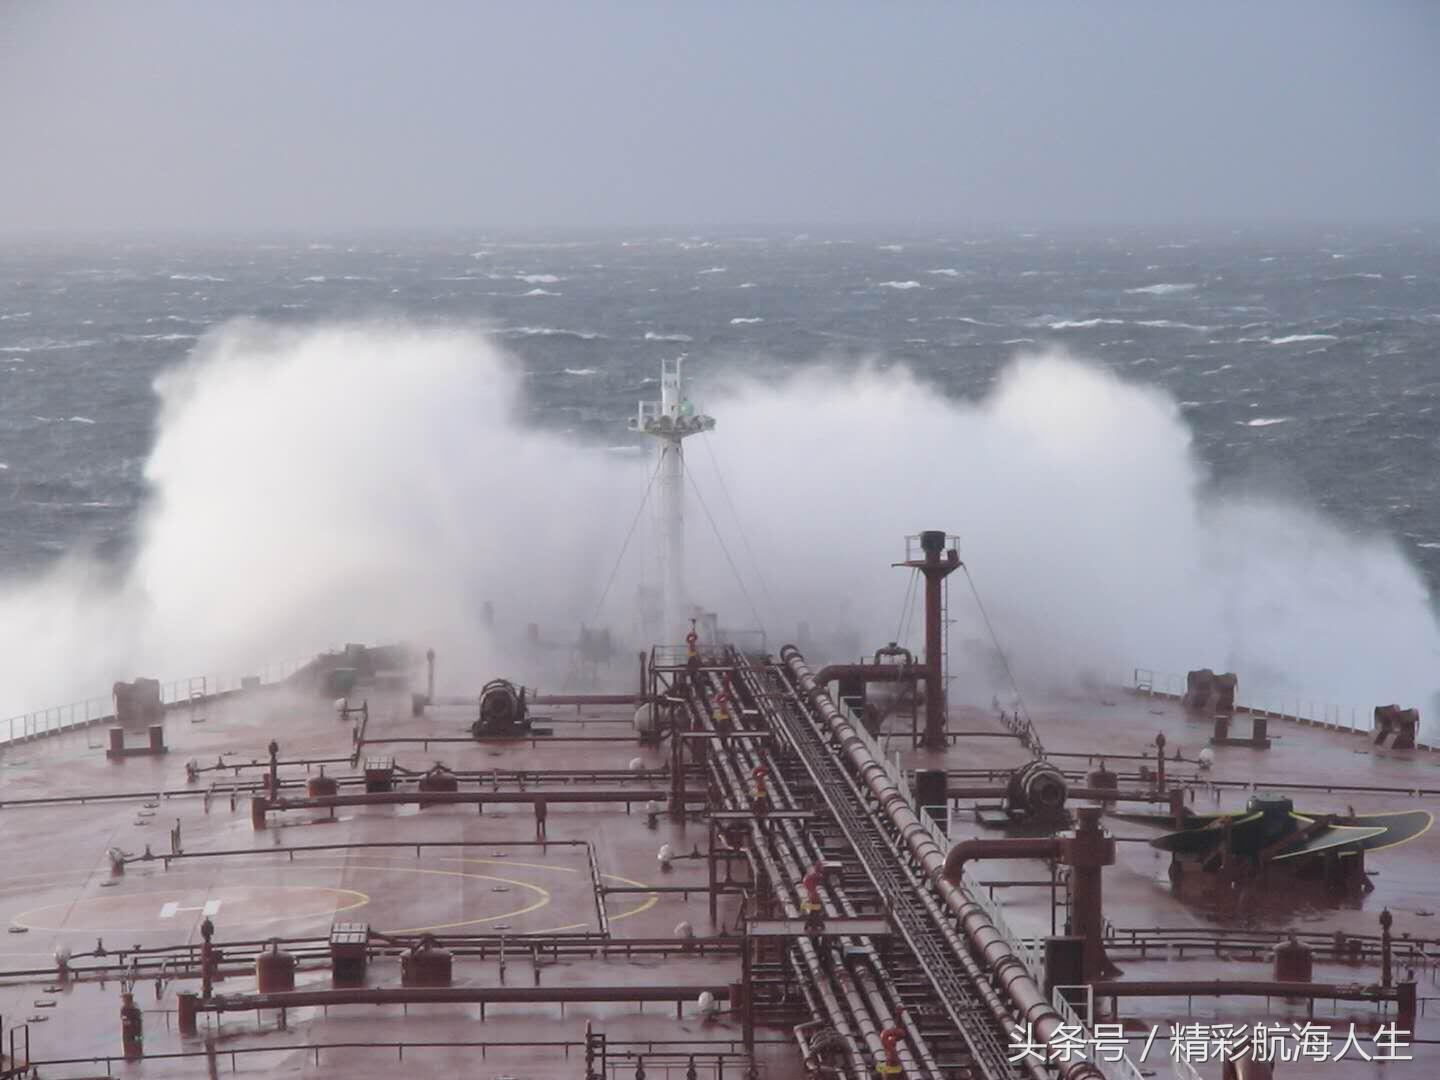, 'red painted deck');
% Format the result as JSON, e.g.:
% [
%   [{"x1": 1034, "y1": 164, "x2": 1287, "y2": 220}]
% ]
[{"x1": 0, "y1": 670, "x2": 1435, "y2": 1078}]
